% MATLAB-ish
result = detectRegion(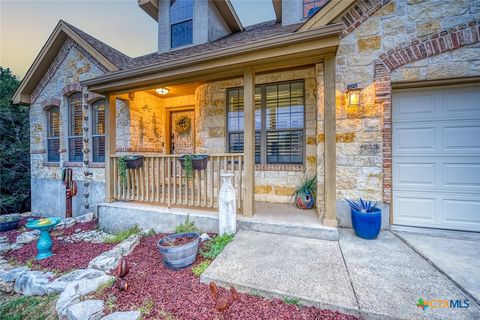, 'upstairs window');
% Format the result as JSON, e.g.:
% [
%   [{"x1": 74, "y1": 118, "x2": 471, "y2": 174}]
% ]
[
  {"x1": 92, "y1": 99, "x2": 106, "y2": 163},
  {"x1": 170, "y1": 0, "x2": 193, "y2": 48},
  {"x1": 303, "y1": 0, "x2": 330, "y2": 18},
  {"x1": 68, "y1": 92, "x2": 83, "y2": 162},
  {"x1": 46, "y1": 106, "x2": 60, "y2": 162},
  {"x1": 227, "y1": 81, "x2": 305, "y2": 165}
]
